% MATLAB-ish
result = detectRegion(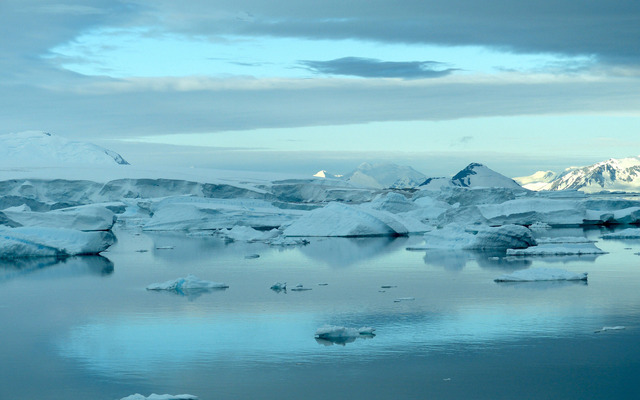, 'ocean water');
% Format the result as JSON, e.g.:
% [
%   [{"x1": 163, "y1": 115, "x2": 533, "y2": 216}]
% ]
[{"x1": 1, "y1": 227, "x2": 639, "y2": 399}]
